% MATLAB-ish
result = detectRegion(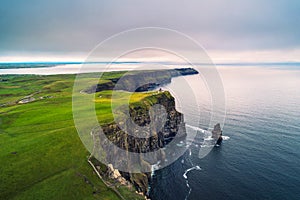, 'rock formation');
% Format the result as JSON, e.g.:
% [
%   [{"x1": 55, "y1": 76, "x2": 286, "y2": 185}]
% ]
[
  {"x1": 84, "y1": 68, "x2": 198, "y2": 94},
  {"x1": 91, "y1": 91, "x2": 186, "y2": 195},
  {"x1": 88, "y1": 68, "x2": 198, "y2": 196},
  {"x1": 212, "y1": 123, "x2": 223, "y2": 145},
  {"x1": 107, "y1": 164, "x2": 128, "y2": 185}
]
